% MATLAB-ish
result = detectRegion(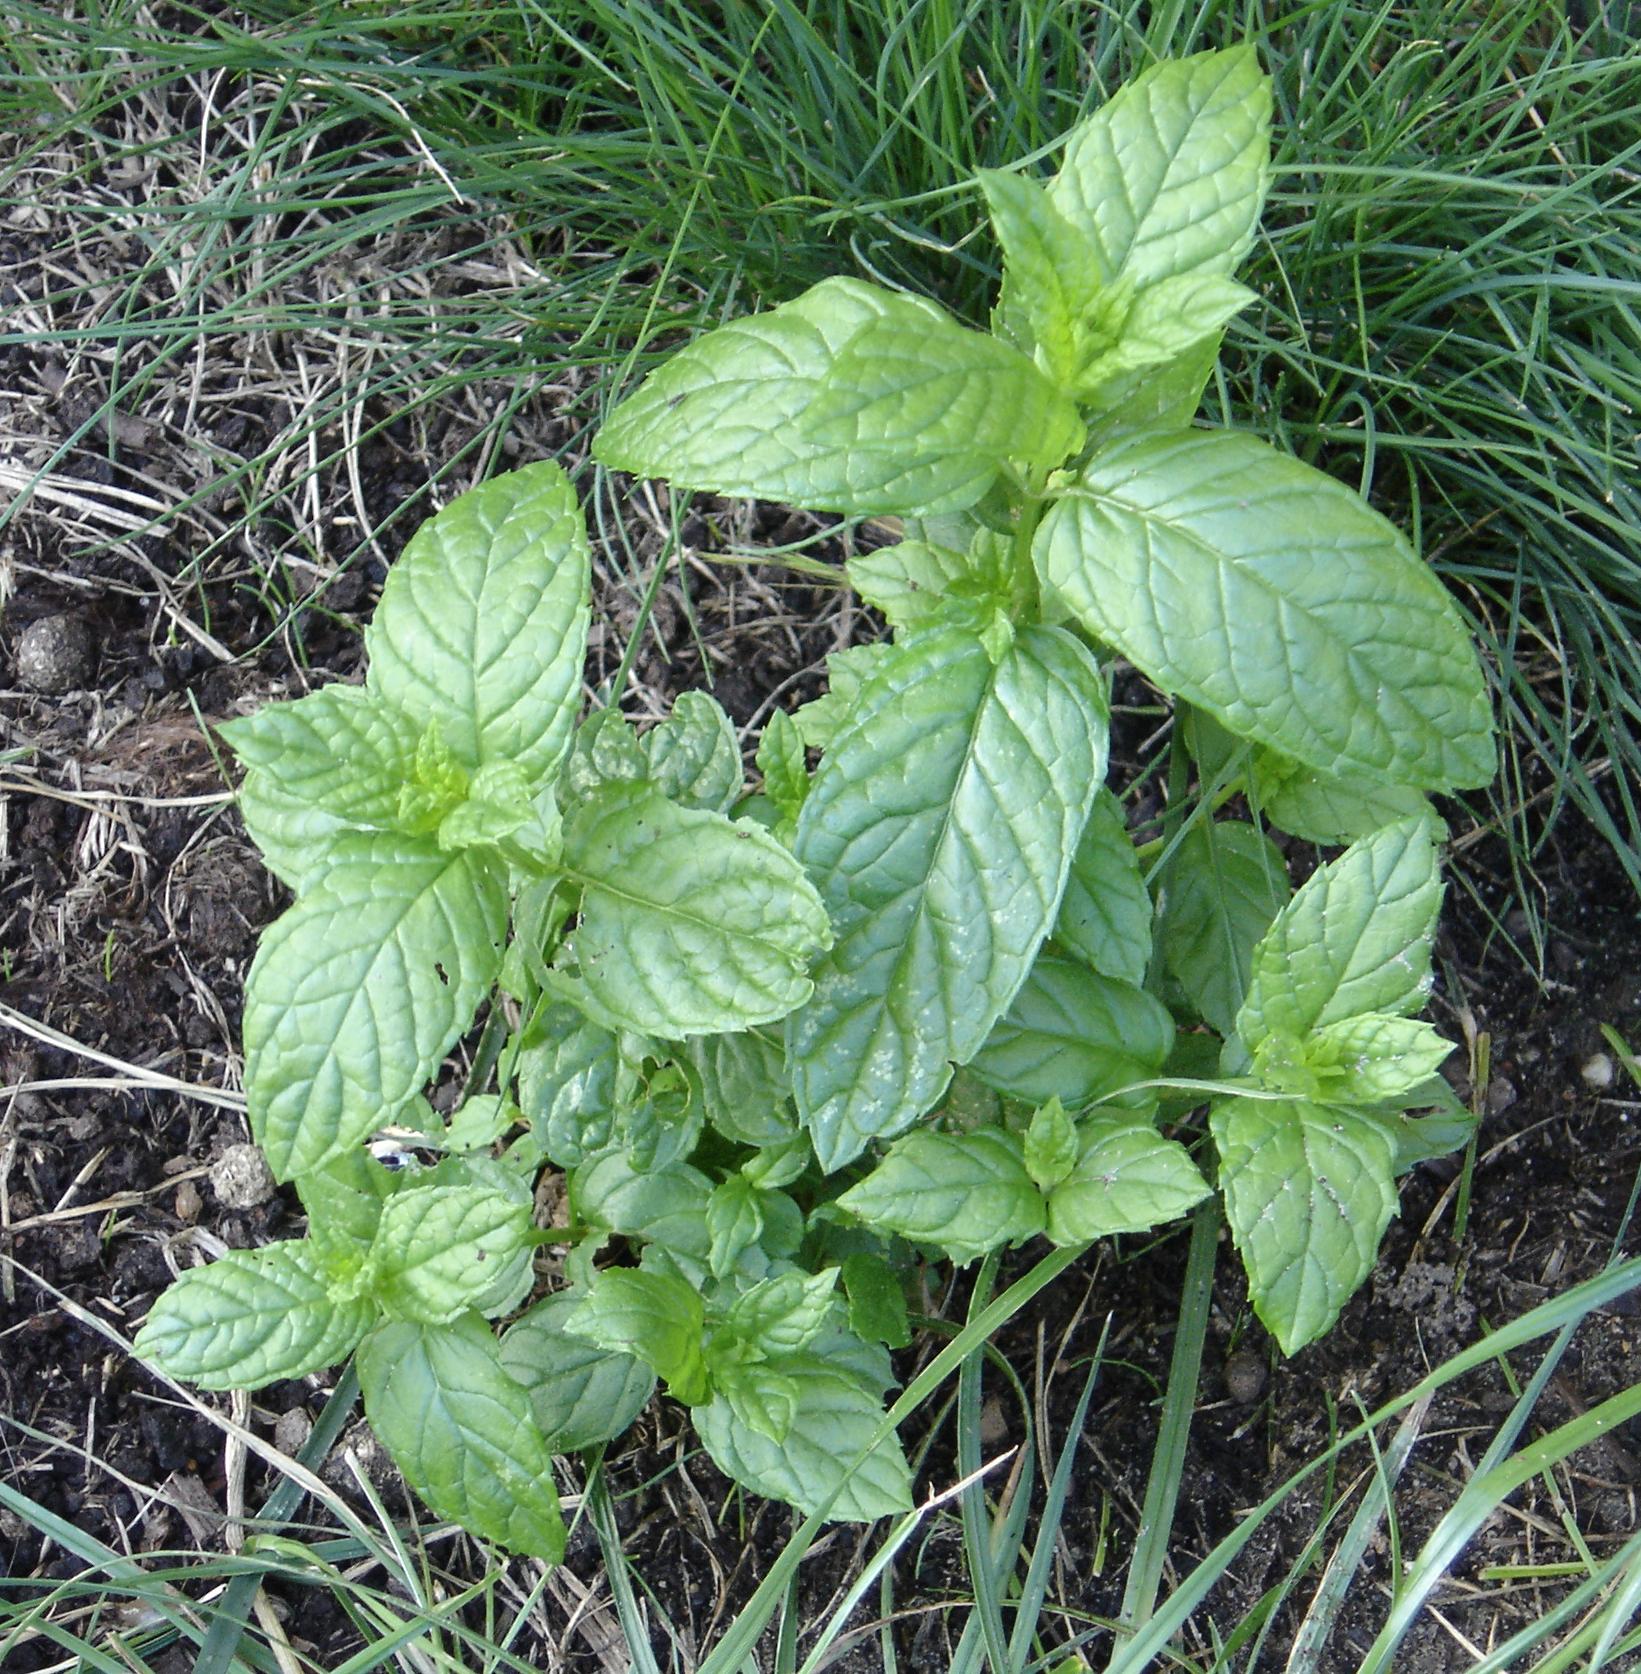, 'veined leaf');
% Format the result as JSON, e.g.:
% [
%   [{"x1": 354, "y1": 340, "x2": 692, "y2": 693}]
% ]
[
  {"x1": 359, "y1": 1314, "x2": 564, "y2": 1560},
  {"x1": 694, "y1": 1330, "x2": 911, "y2": 1521},
  {"x1": 1237, "y1": 814, "x2": 1442, "y2": 1047},
  {"x1": 514, "y1": 1002, "x2": 619, "y2": 1167},
  {"x1": 223, "y1": 686, "x2": 413, "y2": 891},
  {"x1": 563, "y1": 1269, "x2": 709, "y2": 1405},
  {"x1": 1053, "y1": 788, "x2": 1152, "y2": 984},
  {"x1": 1045, "y1": 1117, "x2": 1209, "y2": 1243},
  {"x1": 1075, "y1": 273, "x2": 1255, "y2": 397},
  {"x1": 1035, "y1": 429, "x2": 1496, "y2": 790},
  {"x1": 682, "y1": 1028, "x2": 796, "y2": 1148},
  {"x1": 1212, "y1": 1097, "x2": 1399, "y2": 1354},
  {"x1": 365, "y1": 462, "x2": 590, "y2": 786},
  {"x1": 560, "y1": 784, "x2": 830, "y2": 1037},
  {"x1": 500, "y1": 1292, "x2": 655, "y2": 1452},
  {"x1": 369, "y1": 1184, "x2": 531, "y2": 1324},
  {"x1": 846, "y1": 541, "x2": 977, "y2": 634},
  {"x1": 793, "y1": 643, "x2": 896, "y2": 750},
  {"x1": 788, "y1": 626, "x2": 1109, "y2": 1169},
  {"x1": 1157, "y1": 819, "x2": 1290, "y2": 1037},
  {"x1": 642, "y1": 691, "x2": 742, "y2": 812},
  {"x1": 837, "y1": 1127, "x2": 1045, "y2": 1263},
  {"x1": 1051, "y1": 47, "x2": 1271, "y2": 290},
  {"x1": 968, "y1": 956, "x2": 1173, "y2": 1109},
  {"x1": 572, "y1": 1150, "x2": 712, "y2": 1265},
  {"x1": 596, "y1": 276, "x2": 1078, "y2": 517},
  {"x1": 755, "y1": 709, "x2": 810, "y2": 834},
  {"x1": 1299, "y1": 1013, "x2": 1455, "y2": 1102},
  {"x1": 1249, "y1": 749, "x2": 1432, "y2": 844},
  {"x1": 244, "y1": 837, "x2": 507, "y2": 1180},
  {"x1": 134, "y1": 1241, "x2": 373, "y2": 1390},
  {"x1": 723, "y1": 1267, "x2": 839, "y2": 1358}
]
